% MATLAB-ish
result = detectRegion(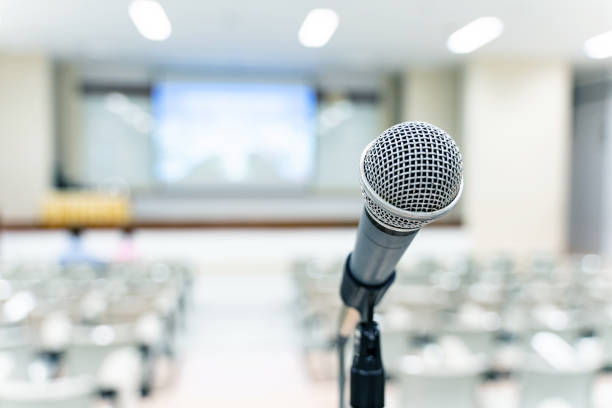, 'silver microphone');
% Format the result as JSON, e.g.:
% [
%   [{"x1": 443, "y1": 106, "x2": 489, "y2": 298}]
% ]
[{"x1": 340, "y1": 121, "x2": 463, "y2": 322}]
